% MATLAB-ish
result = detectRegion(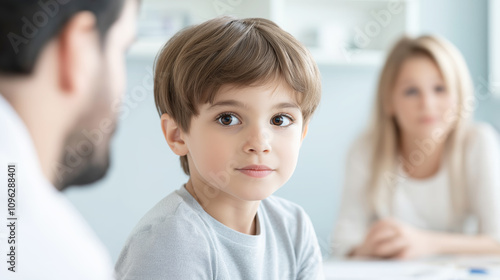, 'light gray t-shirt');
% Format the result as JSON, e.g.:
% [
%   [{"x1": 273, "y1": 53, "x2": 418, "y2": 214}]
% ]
[{"x1": 115, "y1": 185, "x2": 324, "y2": 280}]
